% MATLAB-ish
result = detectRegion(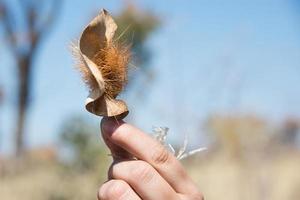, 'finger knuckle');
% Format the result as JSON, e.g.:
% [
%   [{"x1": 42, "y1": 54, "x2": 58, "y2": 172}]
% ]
[
  {"x1": 151, "y1": 143, "x2": 171, "y2": 165},
  {"x1": 98, "y1": 180, "x2": 129, "y2": 200},
  {"x1": 130, "y1": 161, "x2": 155, "y2": 184}
]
